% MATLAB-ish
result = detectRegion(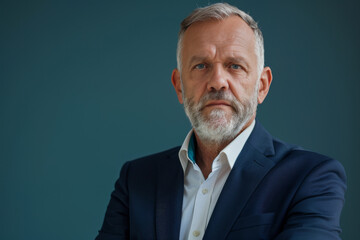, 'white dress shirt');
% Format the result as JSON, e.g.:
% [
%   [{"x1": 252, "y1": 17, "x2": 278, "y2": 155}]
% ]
[{"x1": 178, "y1": 120, "x2": 255, "y2": 240}]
